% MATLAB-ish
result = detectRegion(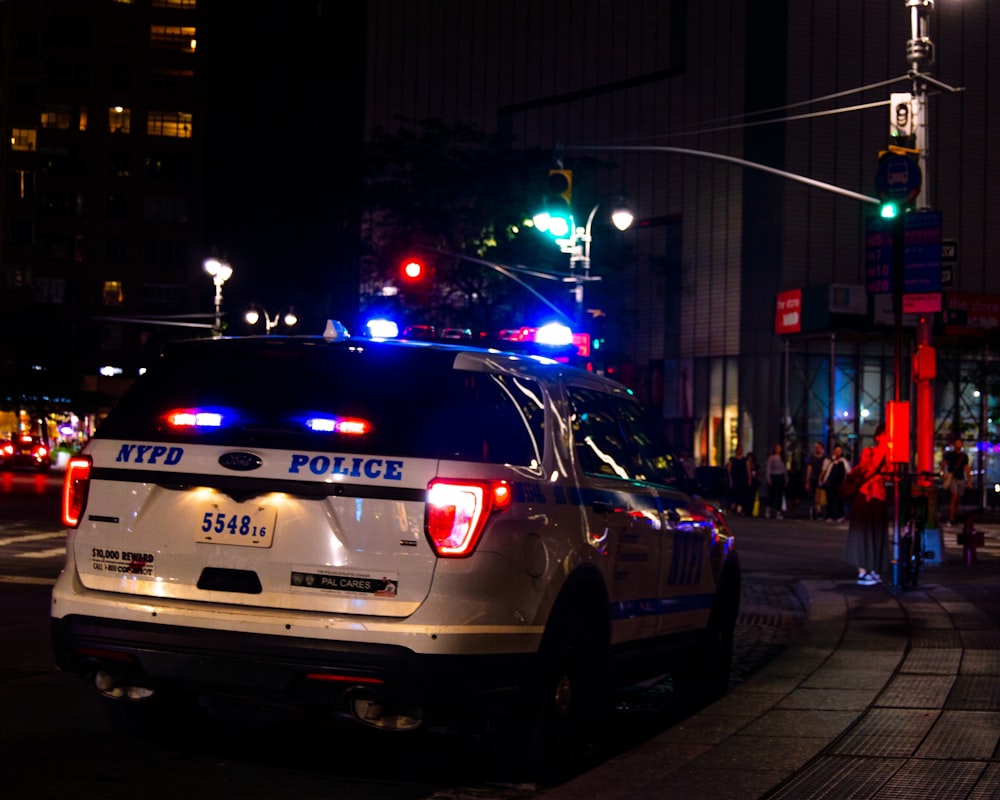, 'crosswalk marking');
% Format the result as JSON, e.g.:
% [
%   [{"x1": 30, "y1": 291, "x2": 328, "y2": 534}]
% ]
[
  {"x1": 19, "y1": 547, "x2": 66, "y2": 559},
  {"x1": 0, "y1": 531, "x2": 65, "y2": 546}
]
